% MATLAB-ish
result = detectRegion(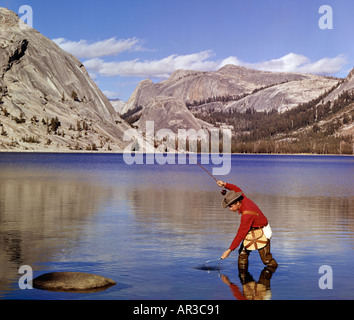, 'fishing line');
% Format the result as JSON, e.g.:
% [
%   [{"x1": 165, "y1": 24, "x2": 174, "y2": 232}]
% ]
[
  {"x1": 180, "y1": 152, "x2": 226, "y2": 273},
  {"x1": 203, "y1": 259, "x2": 221, "y2": 266},
  {"x1": 199, "y1": 258, "x2": 222, "y2": 272}
]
